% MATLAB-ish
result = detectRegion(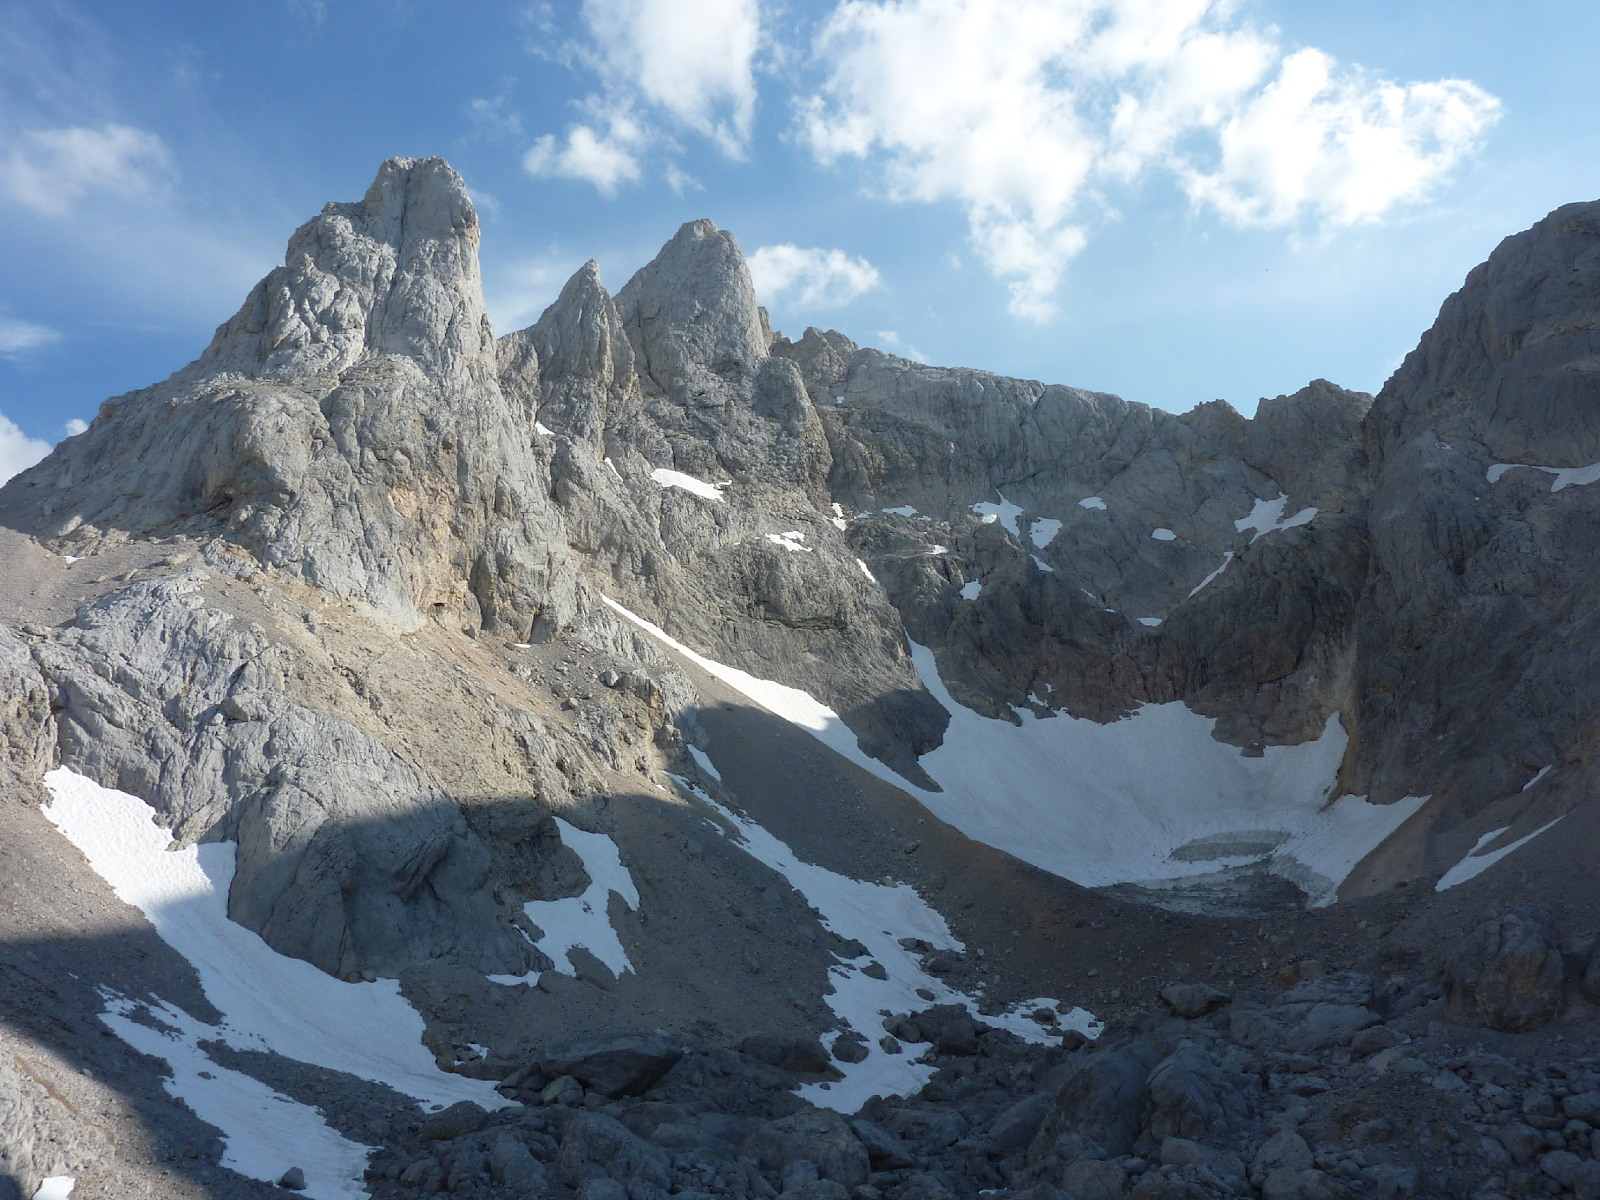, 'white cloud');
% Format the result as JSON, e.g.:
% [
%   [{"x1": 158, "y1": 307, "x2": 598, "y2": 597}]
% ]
[
  {"x1": 523, "y1": 103, "x2": 645, "y2": 196},
  {"x1": 0, "y1": 317, "x2": 60, "y2": 357},
  {"x1": 875, "y1": 330, "x2": 927, "y2": 362},
  {"x1": 799, "y1": 0, "x2": 1500, "y2": 321},
  {"x1": 526, "y1": 0, "x2": 761, "y2": 194},
  {"x1": 64, "y1": 418, "x2": 88, "y2": 436},
  {"x1": 664, "y1": 162, "x2": 702, "y2": 194},
  {"x1": 0, "y1": 123, "x2": 171, "y2": 218},
  {"x1": 580, "y1": 0, "x2": 760, "y2": 153},
  {"x1": 748, "y1": 244, "x2": 883, "y2": 309},
  {"x1": 0, "y1": 411, "x2": 51, "y2": 486}
]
